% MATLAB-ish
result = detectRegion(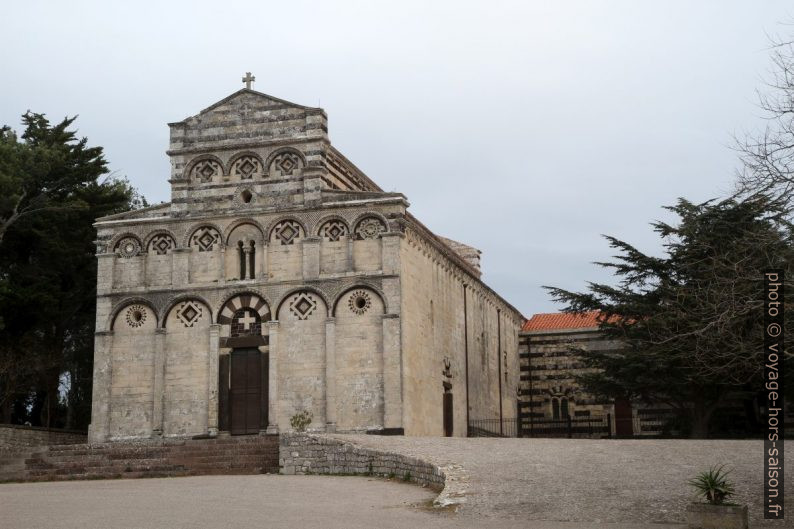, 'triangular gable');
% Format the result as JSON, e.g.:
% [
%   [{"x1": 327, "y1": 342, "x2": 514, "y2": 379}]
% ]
[{"x1": 168, "y1": 88, "x2": 321, "y2": 126}]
